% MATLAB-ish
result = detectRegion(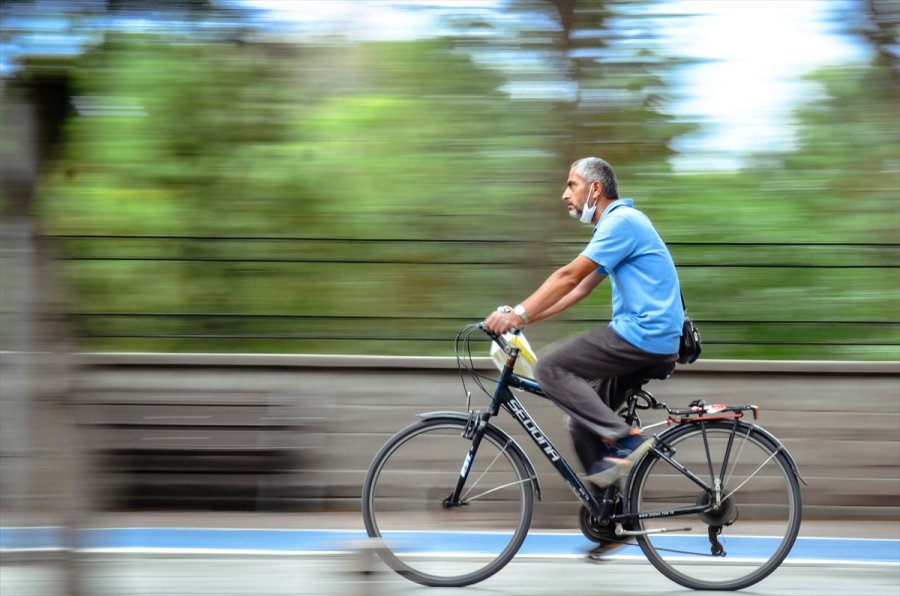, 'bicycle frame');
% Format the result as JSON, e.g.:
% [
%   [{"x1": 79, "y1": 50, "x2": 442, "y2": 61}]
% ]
[
  {"x1": 457, "y1": 330, "x2": 740, "y2": 526},
  {"x1": 452, "y1": 337, "x2": 616, "y2": 520}
]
